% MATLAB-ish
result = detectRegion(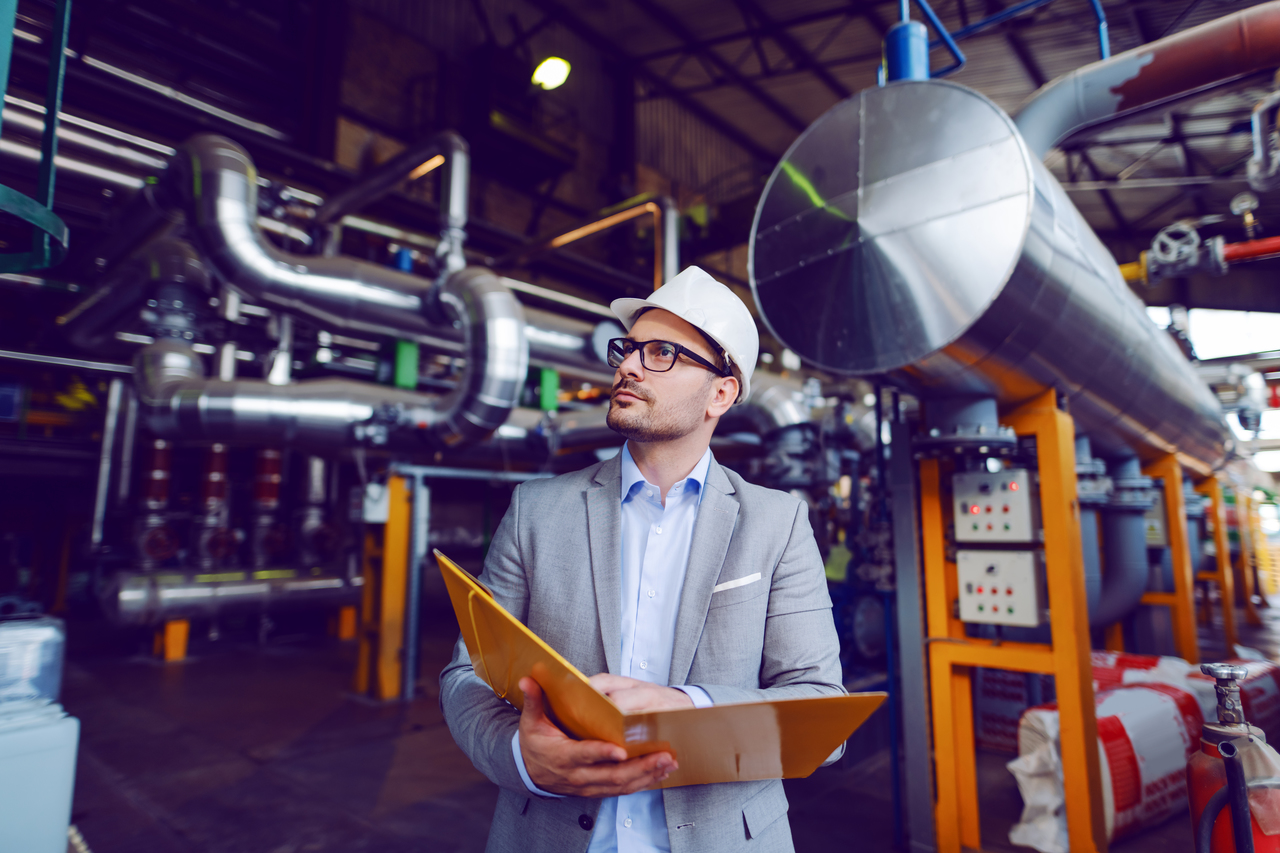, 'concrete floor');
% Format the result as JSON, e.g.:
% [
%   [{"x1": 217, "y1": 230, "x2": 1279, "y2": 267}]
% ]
[{"x1": 59, "y1": 595, "x2": 1280, "y2": 853}]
